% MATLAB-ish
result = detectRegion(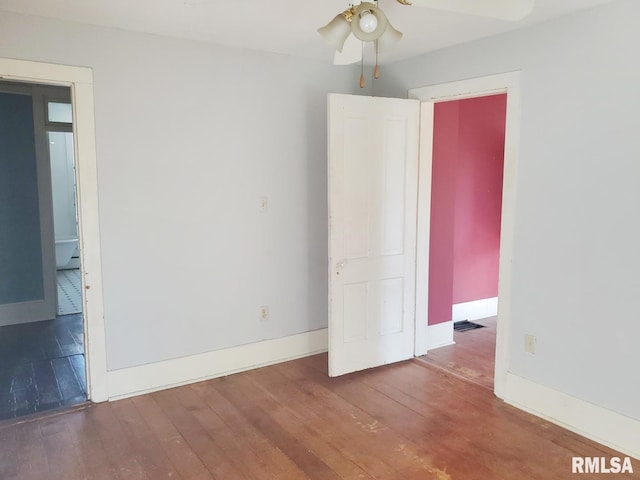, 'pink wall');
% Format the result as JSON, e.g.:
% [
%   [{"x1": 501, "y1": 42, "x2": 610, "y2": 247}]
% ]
[
  {"x1": 428, "y1": 94, "x2": 506, "y2": 326},
  {"x1": 427, "y1": 102, "x2": 458, "y2": 326}
]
